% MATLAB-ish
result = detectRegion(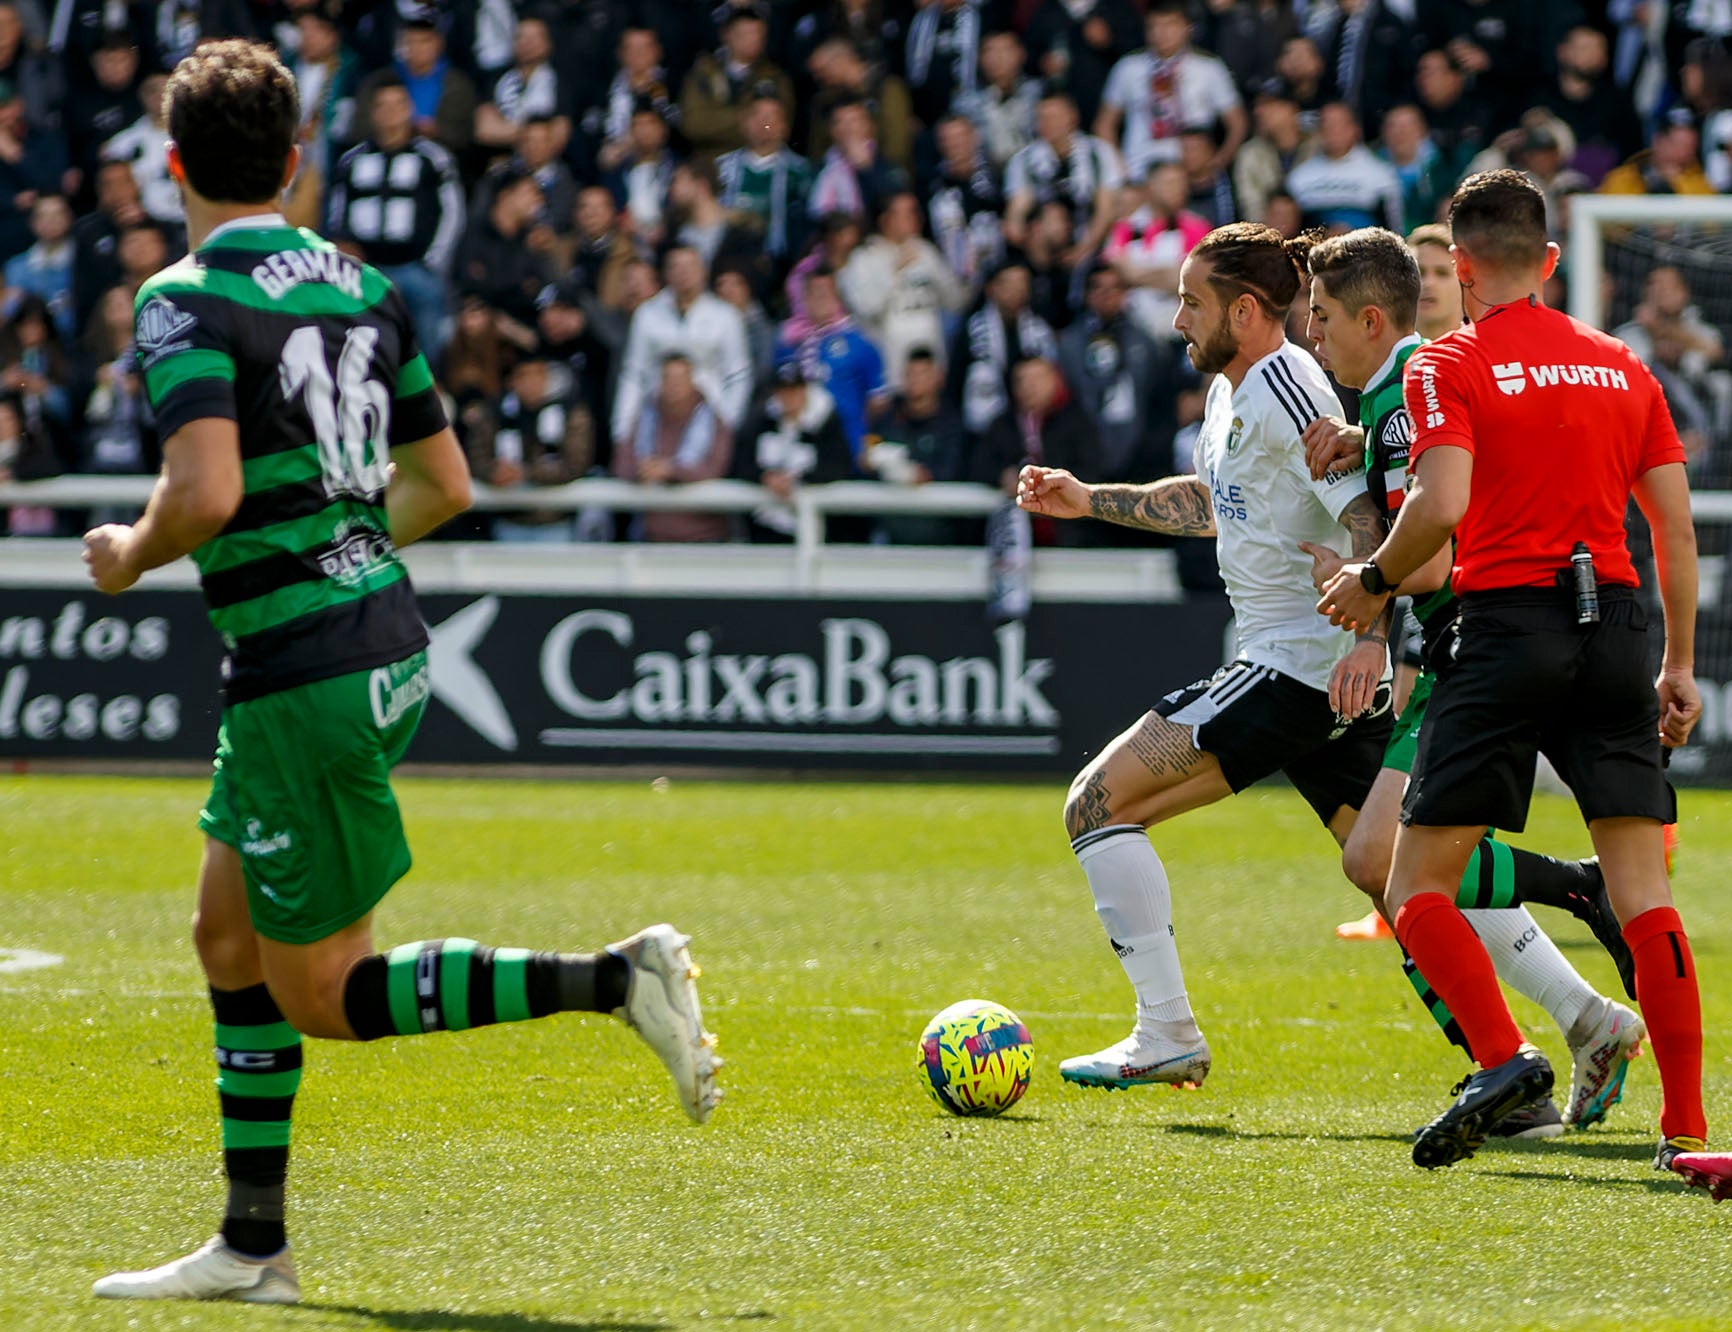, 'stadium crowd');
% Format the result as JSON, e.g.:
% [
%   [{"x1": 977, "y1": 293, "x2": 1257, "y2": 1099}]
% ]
[{"x1": 4, "y1": 0, "x2": 1732, "y2": 544}]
